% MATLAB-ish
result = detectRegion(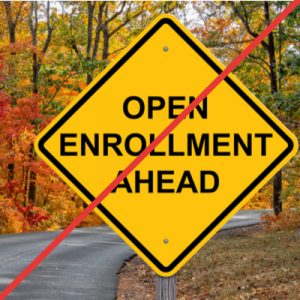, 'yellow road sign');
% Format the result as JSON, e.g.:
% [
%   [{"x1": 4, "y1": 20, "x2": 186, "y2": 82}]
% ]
[{"x1": 35, "y1": 15, "x2": 298, "y2": 276}]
